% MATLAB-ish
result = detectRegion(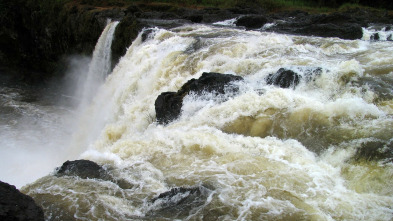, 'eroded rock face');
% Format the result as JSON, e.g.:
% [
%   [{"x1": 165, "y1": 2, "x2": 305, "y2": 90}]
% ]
[
  {"x1": 0, "y1": 181, "x2": 44, "y2": 221},
  {"x1": 155, "y1": 72, "x2": 243, "y2": 124}
]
